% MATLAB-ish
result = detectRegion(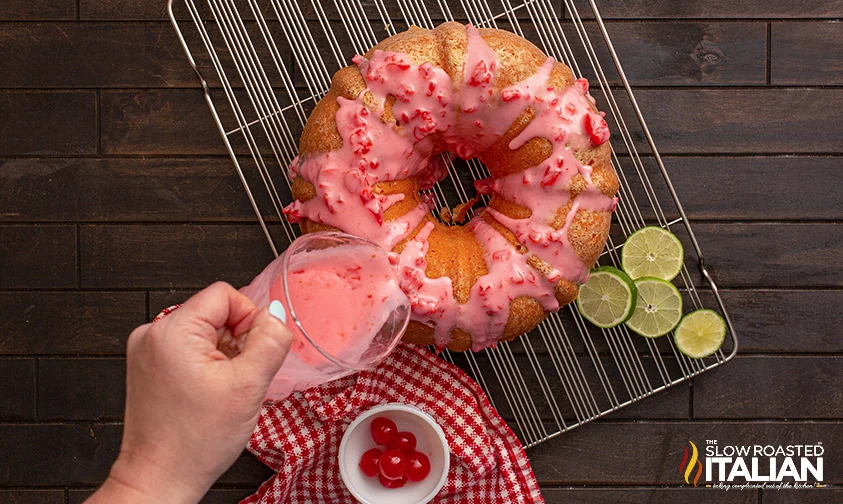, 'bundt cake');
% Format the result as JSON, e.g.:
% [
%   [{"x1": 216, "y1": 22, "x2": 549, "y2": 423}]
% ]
[{"x1": 283, "y1": 22, "x2": 619, "y2": 352}]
